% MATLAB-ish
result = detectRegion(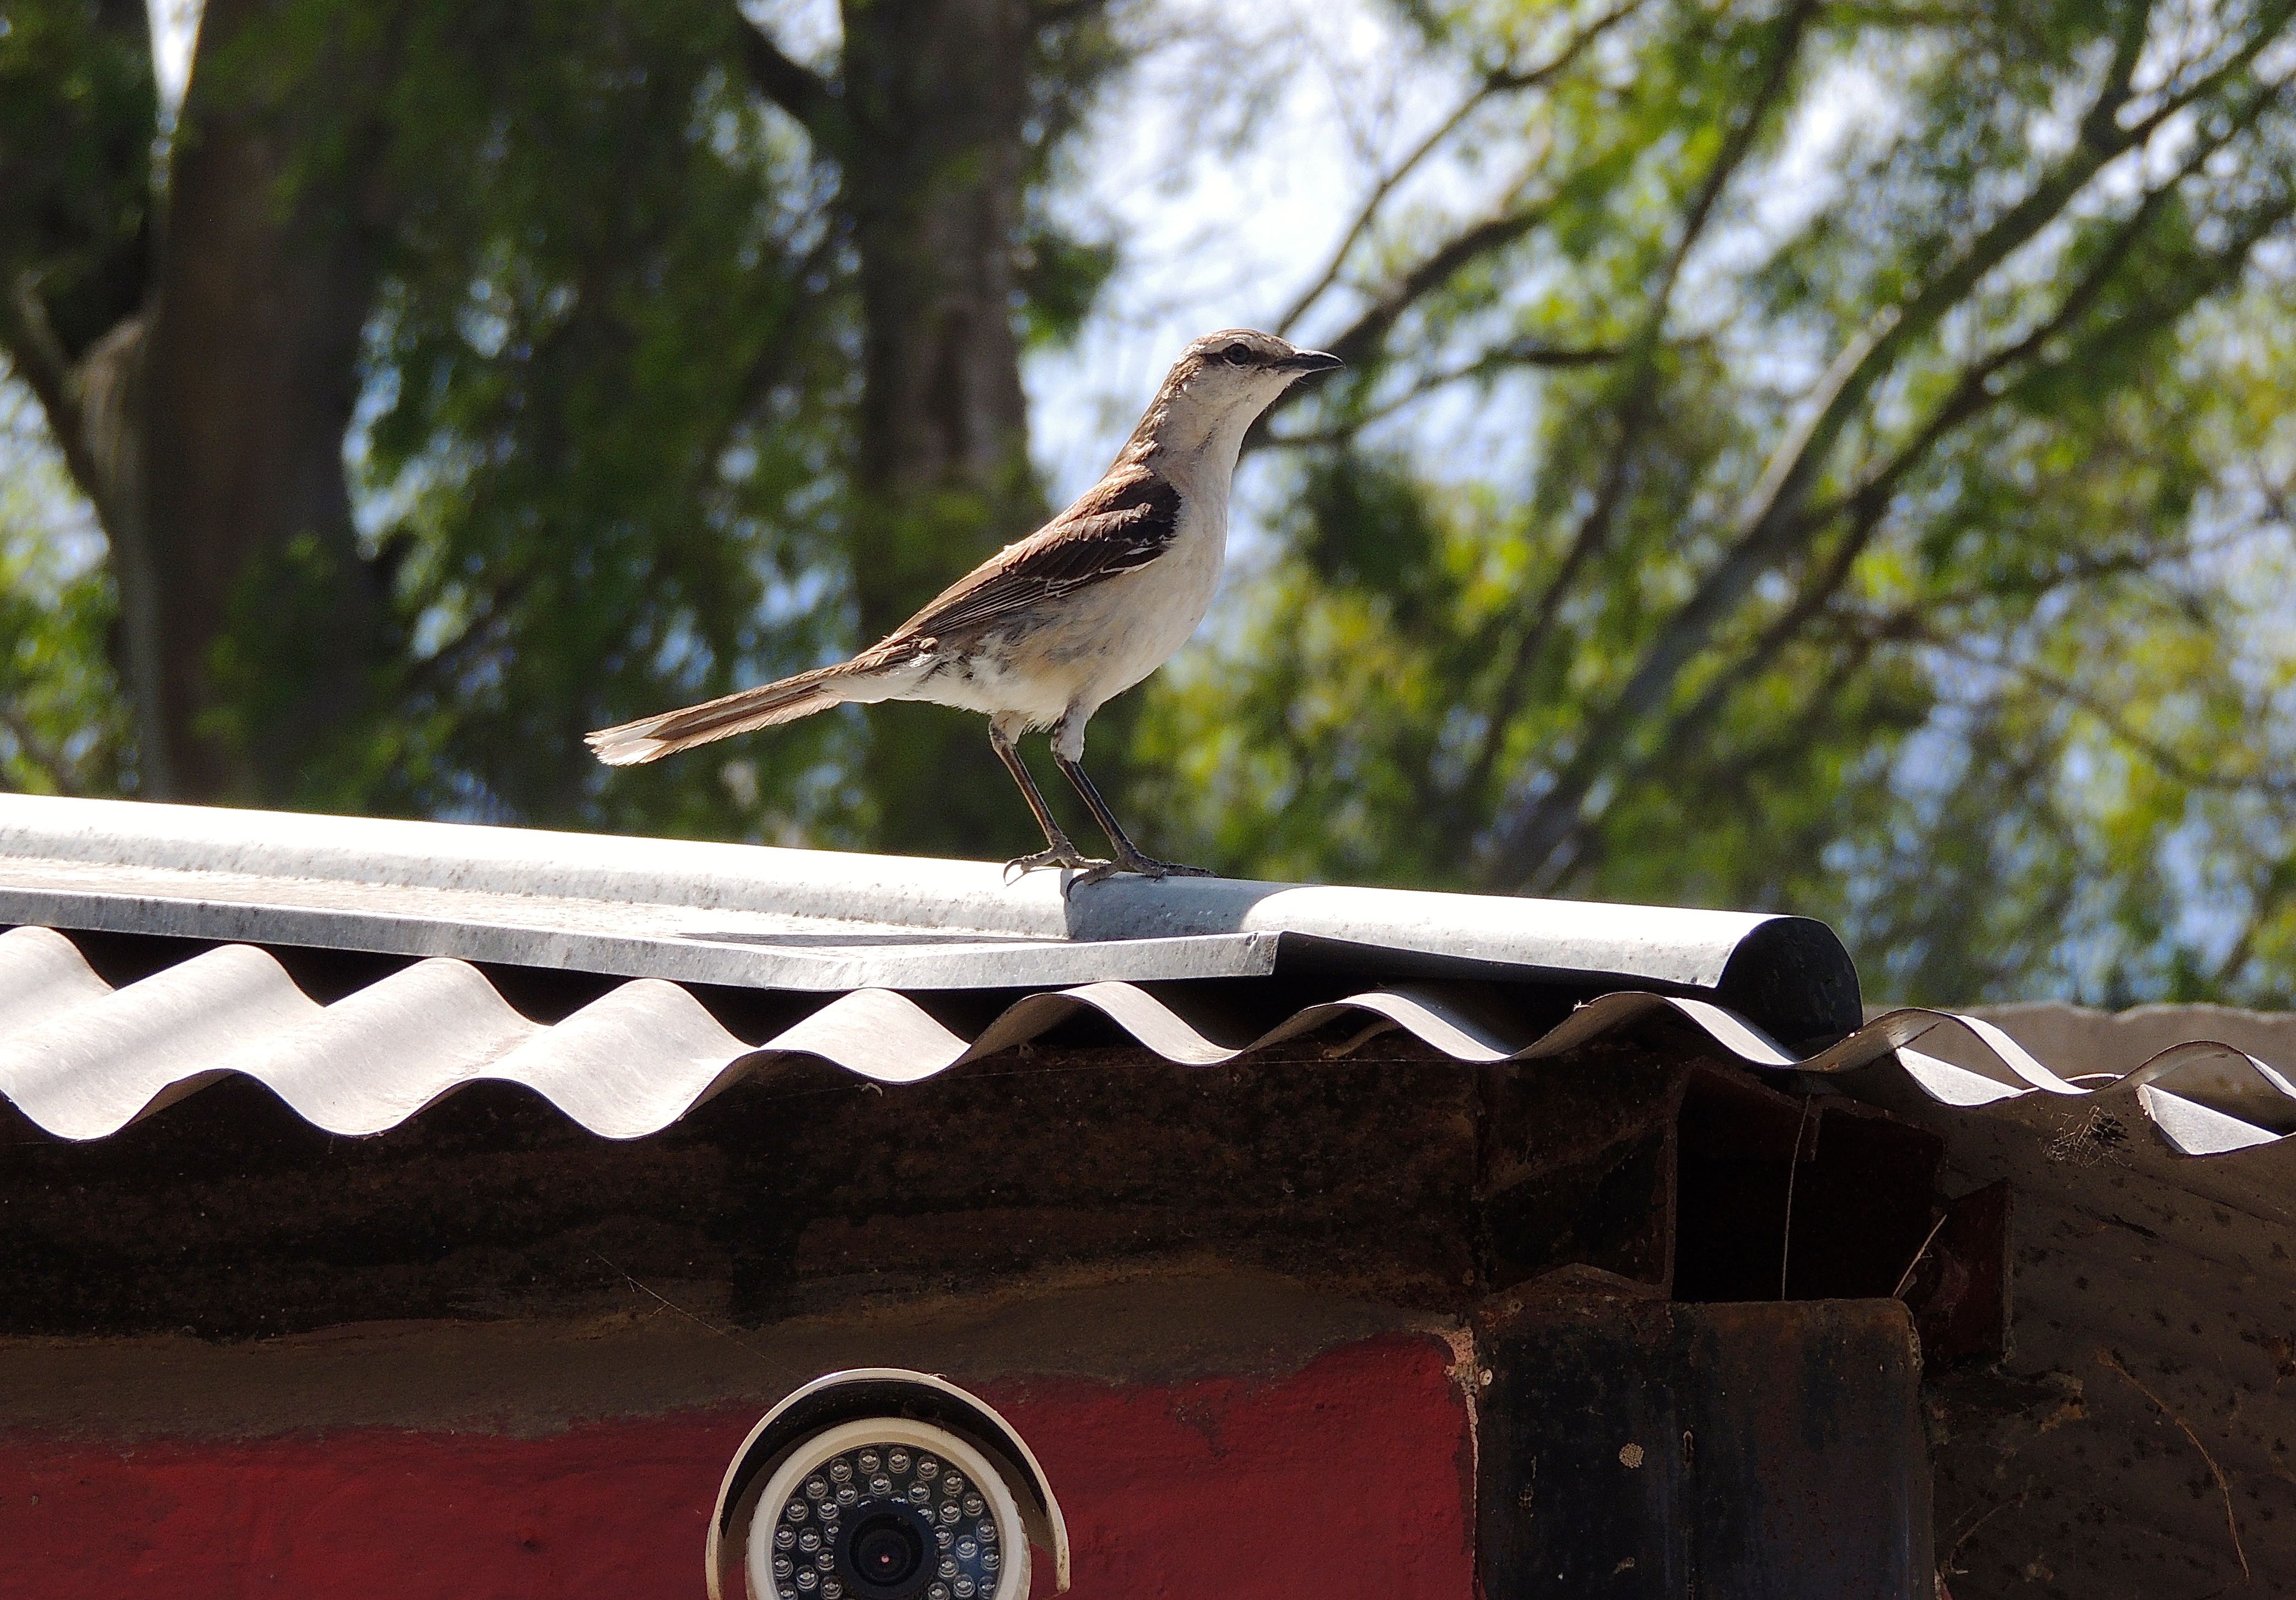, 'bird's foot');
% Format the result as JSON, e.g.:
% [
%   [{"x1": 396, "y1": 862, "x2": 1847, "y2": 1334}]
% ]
[
  {"x1": 1068, "y1": 849, "x2": 1215, "y2": 889},
  {"x1": 1003, "y1": 844, "x2": 1106, "y2": 883}
]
